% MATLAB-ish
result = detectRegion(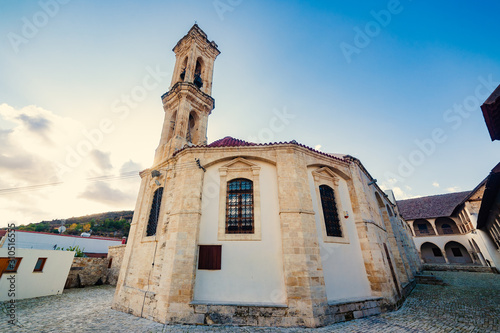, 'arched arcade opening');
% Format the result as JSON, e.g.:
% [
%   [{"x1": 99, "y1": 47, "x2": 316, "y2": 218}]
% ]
[
  {"x1": 420, "y1": 242, "x2": 446, "y2": 264},
  {"x1": 444, "y1": 241, "x2": 473, "y2": 264}
]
